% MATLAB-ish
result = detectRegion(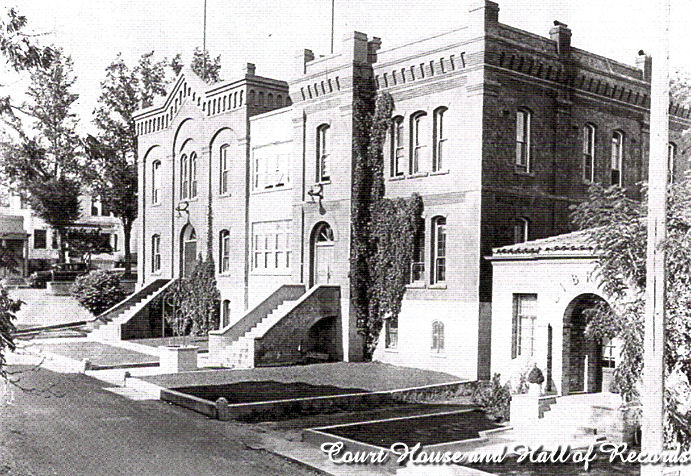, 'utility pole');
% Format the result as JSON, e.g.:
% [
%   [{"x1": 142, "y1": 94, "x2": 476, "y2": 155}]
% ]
[{"x1": 642, "y1": 0, "x2": 669, "y2": 474}]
